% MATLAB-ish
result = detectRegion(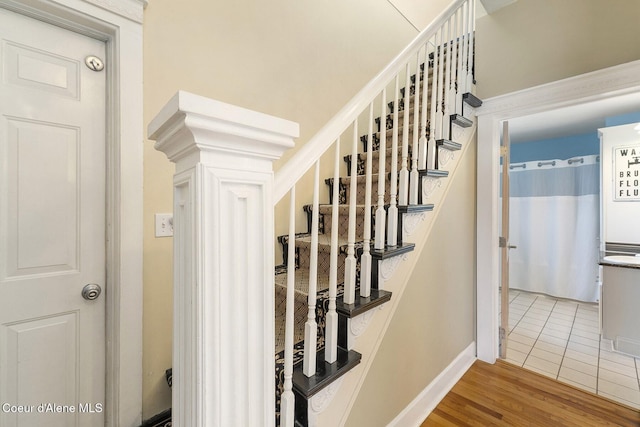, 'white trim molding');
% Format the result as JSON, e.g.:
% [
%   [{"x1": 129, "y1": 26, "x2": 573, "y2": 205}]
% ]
[
  {"x1": 0, "y1": 1, "x2": 145, "y2": 425},
  {"x1": 149, "y1": 91, "x2": 298, "y2": 427},
  {"x1": 82, "y1": 0, "x2": 147, "y2": 23},
  {"x1": 477, "y1": 60, "x2": 640, "y2": 118},
  {"x1": 475, "y1": 59, "x2": 640, "y2": 363},
  {"x1": 387, "y1": 342, "x2": 476, "y2": 427}
]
